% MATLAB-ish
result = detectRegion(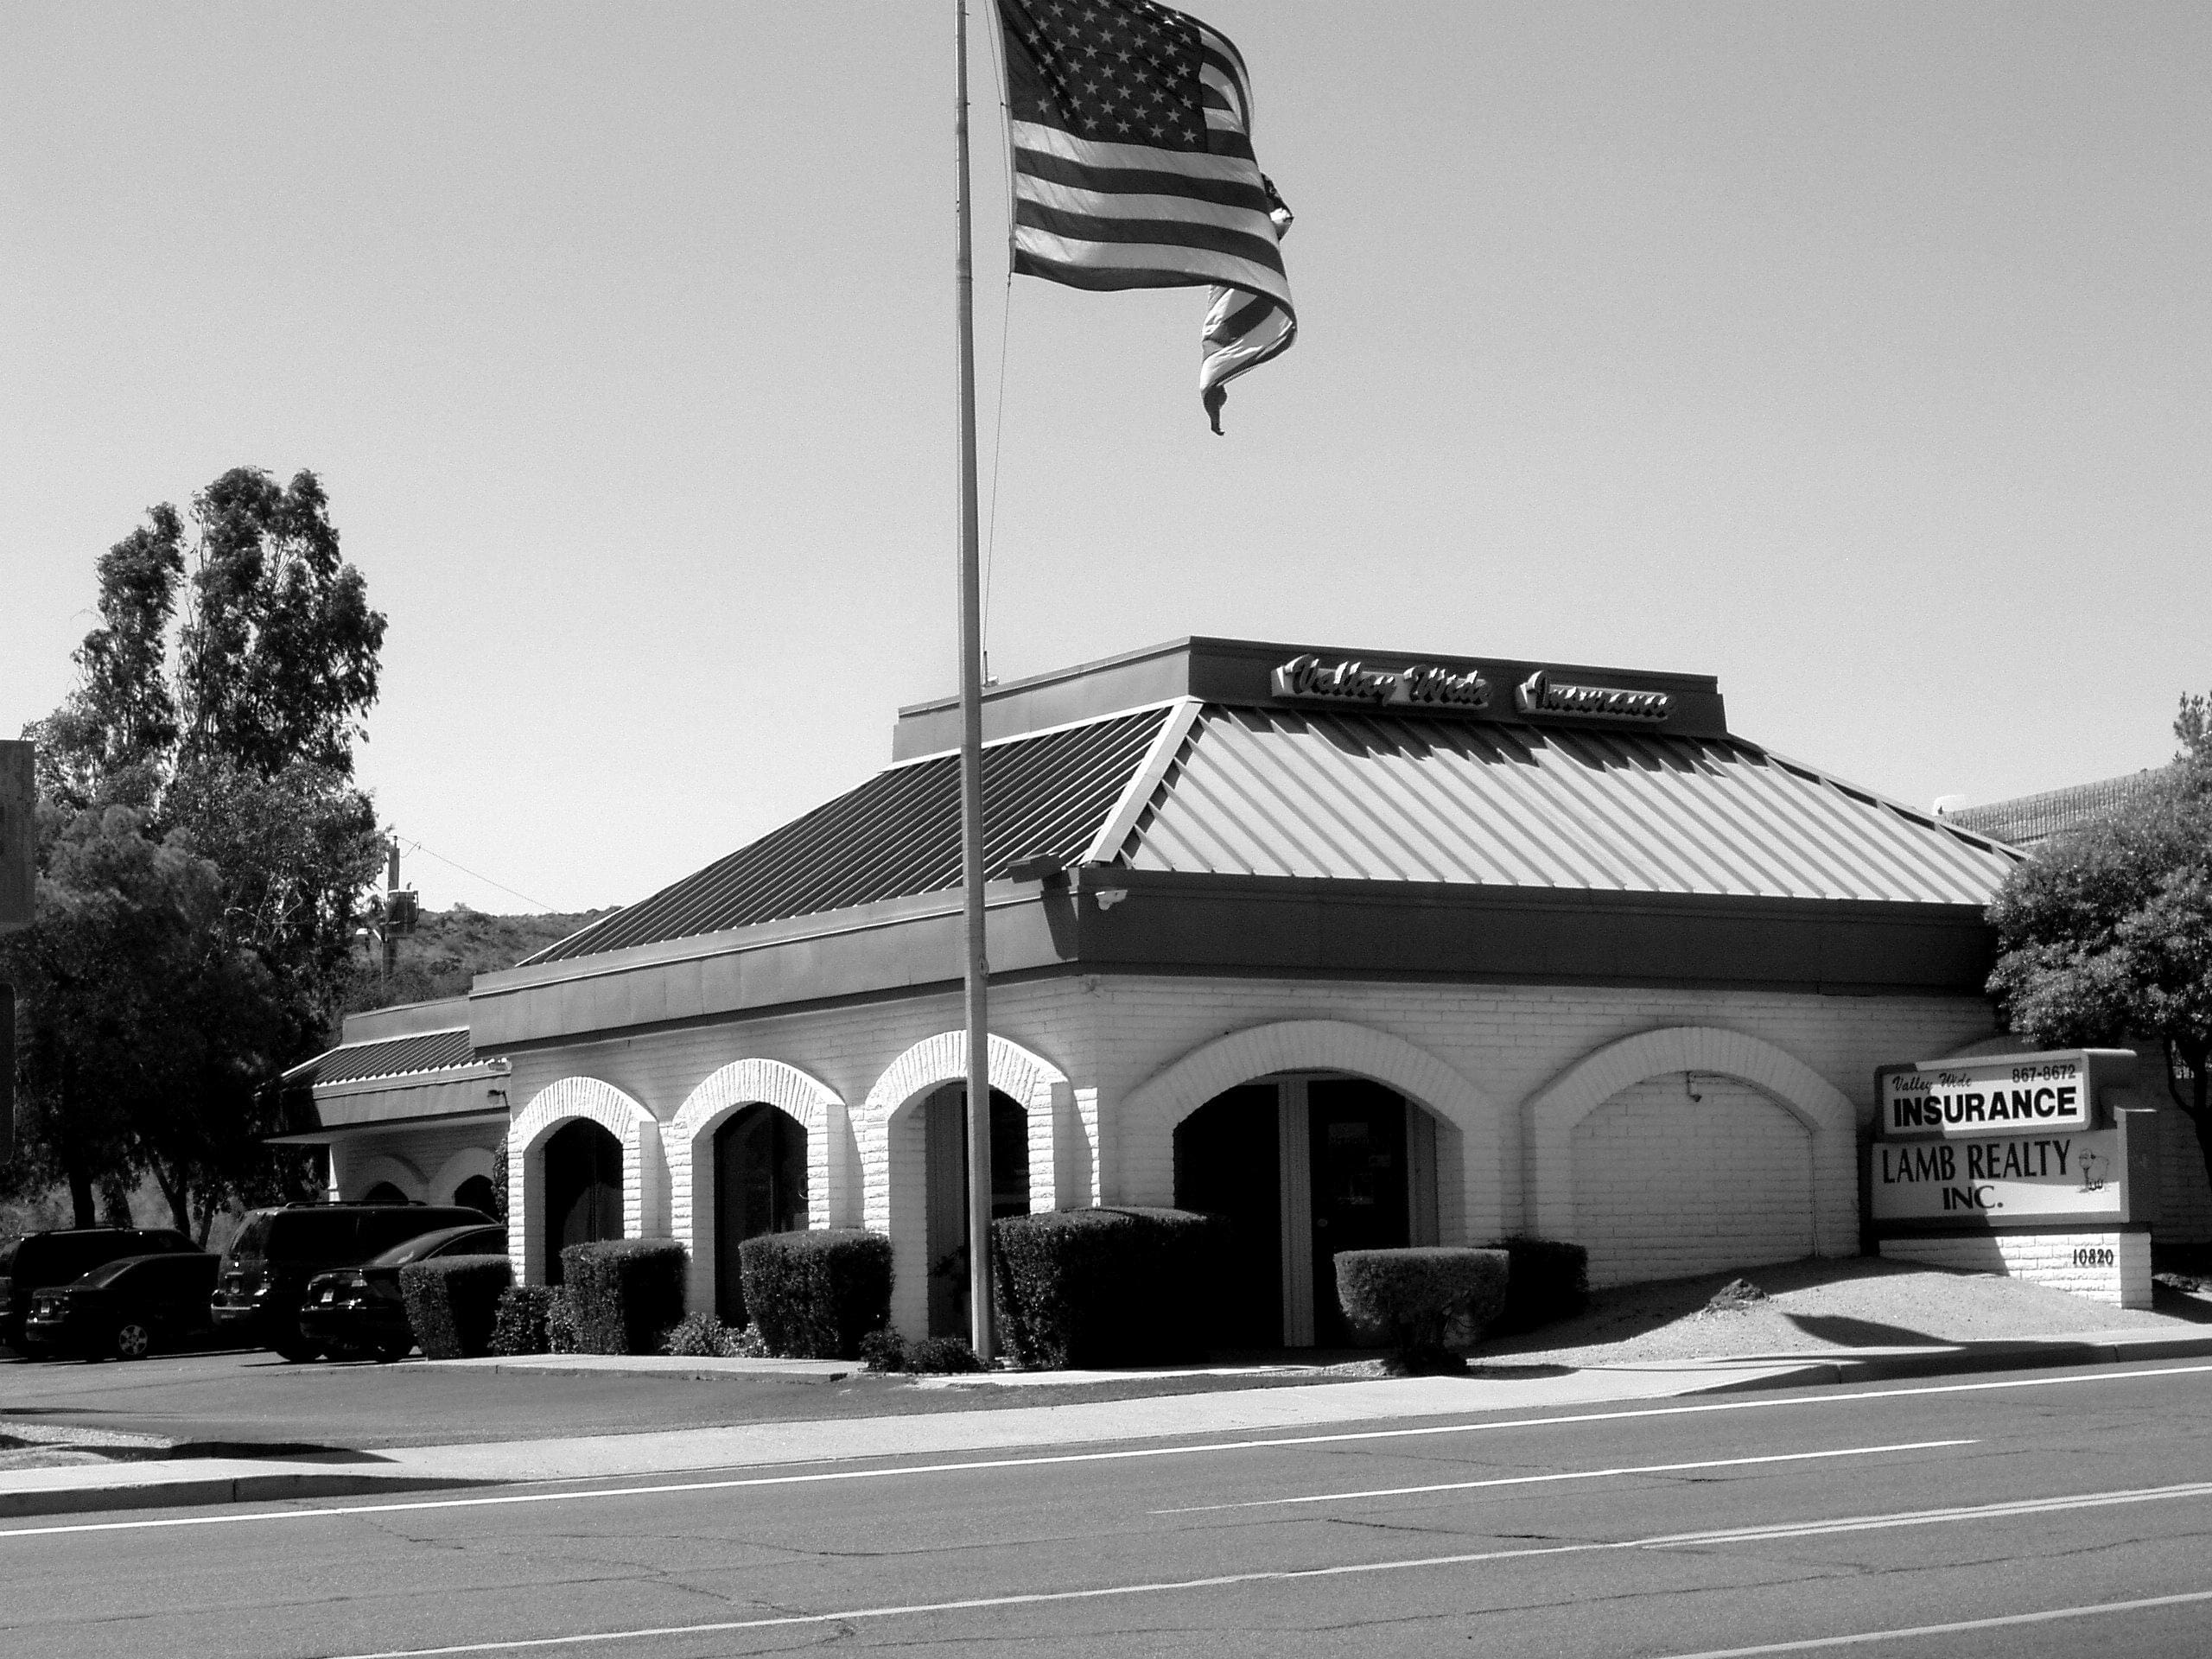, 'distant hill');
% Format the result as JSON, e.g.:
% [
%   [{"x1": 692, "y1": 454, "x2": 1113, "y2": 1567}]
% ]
[{"x1": 342, "y1": 905, "x2": 613, "y2": 1016}]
